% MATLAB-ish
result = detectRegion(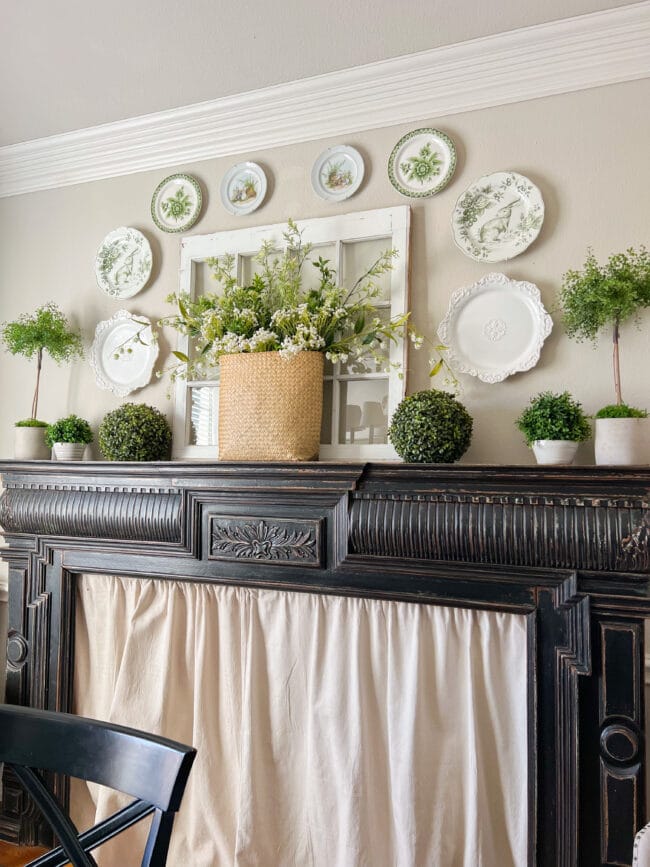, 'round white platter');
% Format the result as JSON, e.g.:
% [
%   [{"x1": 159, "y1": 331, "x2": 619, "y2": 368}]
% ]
[
  {"x1": 89, "y1": 310, "x2": 159, "y2": 397},
  {"x1": 437, "y1": 272, "x2": 553, "y2": 383},
  {"x1": 94, "y1": 227, "x2": 152, "y2": 299},
  {"x1": 451, "y1": 171, "x2": 544, "y2": 263},
  {"x1": 311, "y1": 145, "x2": 364, "y2": 201},
  {"x1": 220, "y1": 162, "x2": 267, "y2": 216},
  {"x1": 151, "y1": 173, "x2": 202, "y2": 233},
  {"x1": 387, "y1": 128, "x2": 456, "y2": 198}
]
